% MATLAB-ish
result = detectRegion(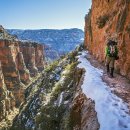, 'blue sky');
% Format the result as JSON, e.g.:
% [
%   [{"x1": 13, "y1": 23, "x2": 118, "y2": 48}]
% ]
[{"x1": 0, "y1": 0, "x2": 91, "y2": 29}]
